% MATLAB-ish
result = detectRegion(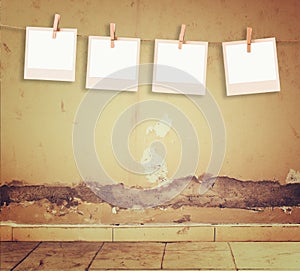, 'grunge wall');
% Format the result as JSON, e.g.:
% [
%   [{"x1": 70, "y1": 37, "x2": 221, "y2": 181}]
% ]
[{"x1": 1, "y1": 0, "x2": 300, "y2": 225}]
